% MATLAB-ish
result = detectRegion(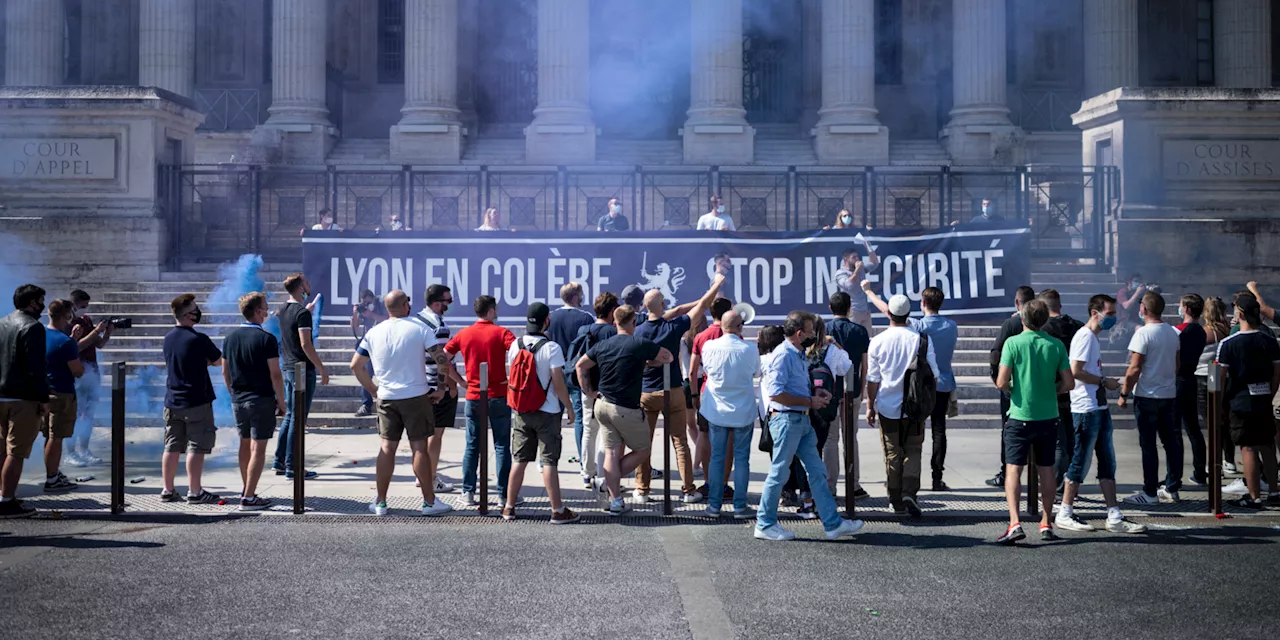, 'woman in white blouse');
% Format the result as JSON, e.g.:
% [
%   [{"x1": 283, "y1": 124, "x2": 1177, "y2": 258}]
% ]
[{"x1": 475, "y1": 207, "x2": 509, "y2": 231}]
